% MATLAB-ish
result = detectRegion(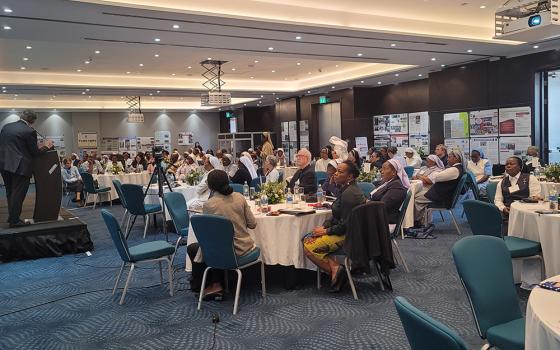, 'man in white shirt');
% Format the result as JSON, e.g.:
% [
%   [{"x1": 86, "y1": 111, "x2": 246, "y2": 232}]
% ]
[
  {"x1": 495, "y1": 156, "x2": 541, "y2": 217},
  {"x1": 315, "y1": 148, "x2": 330, "y2": 173}
]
